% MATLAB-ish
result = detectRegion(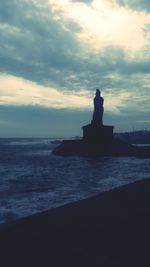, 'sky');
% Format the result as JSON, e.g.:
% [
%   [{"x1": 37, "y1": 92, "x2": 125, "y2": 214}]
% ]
[{"x1": 0, "y1": 0, "x2": 150, "y2": 137}]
